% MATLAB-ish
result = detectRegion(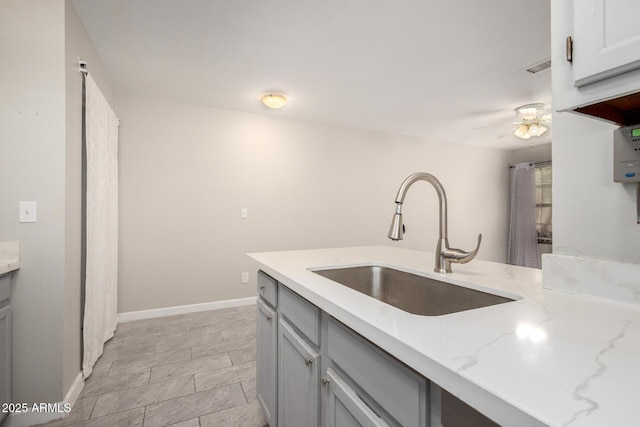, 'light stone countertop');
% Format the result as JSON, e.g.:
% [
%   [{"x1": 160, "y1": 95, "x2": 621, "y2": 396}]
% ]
[
  {"x1": 248, "y1": 245, "x2": 640, "y2": 427},
  {"x1": 0, "y1": 241, "x2": 20, "y2": 275}
]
